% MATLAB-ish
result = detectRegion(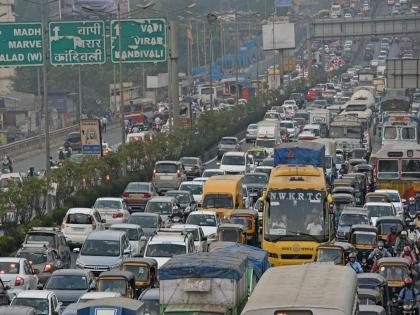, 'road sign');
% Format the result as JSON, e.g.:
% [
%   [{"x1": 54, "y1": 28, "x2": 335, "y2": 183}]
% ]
[
  {"x1": 0, "y1": 23, "x2": 43, "y2": 67},
  {"x1": 80, "y1": 119, "x2": 102, "y2": 156},
  {"x1": 49, "y1": 21, "x2": 106, "y2": 66},
  {"x1": 111, "y1": 18, "x2": 167, "y2": 63}
]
